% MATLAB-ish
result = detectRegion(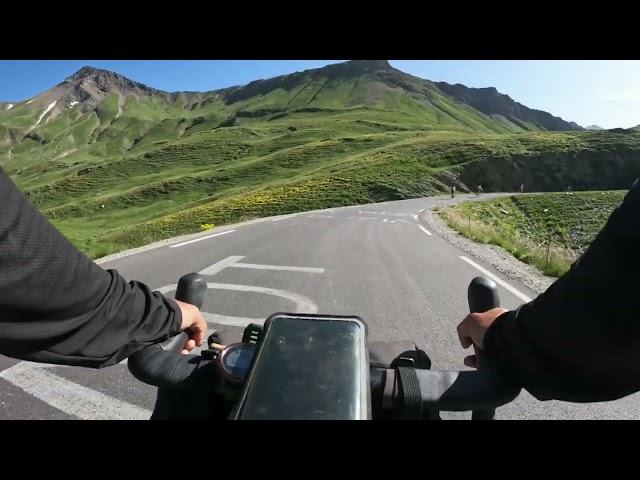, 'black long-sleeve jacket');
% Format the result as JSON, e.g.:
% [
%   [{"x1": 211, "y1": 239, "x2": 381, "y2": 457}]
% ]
[
  {"x1": 485, "y1": 178, "x2": 640, "y2": 403},
  {"x1": 0, "y1": 168, "x2": 182, "y2": 368}
]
